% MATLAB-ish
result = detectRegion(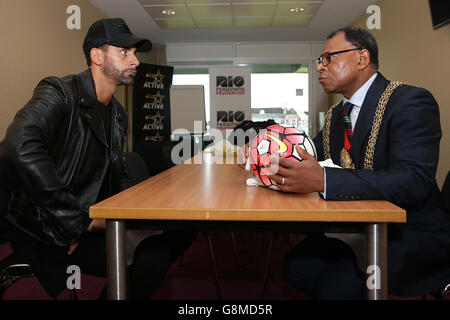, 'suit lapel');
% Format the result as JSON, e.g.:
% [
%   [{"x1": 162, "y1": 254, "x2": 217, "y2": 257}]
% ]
[
  {"x1": 349, "y1": 73, "x2": 390, "y2": 168},
  {"x1": 329, "y1": 101, "x2": 345, "y2": 165}
]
